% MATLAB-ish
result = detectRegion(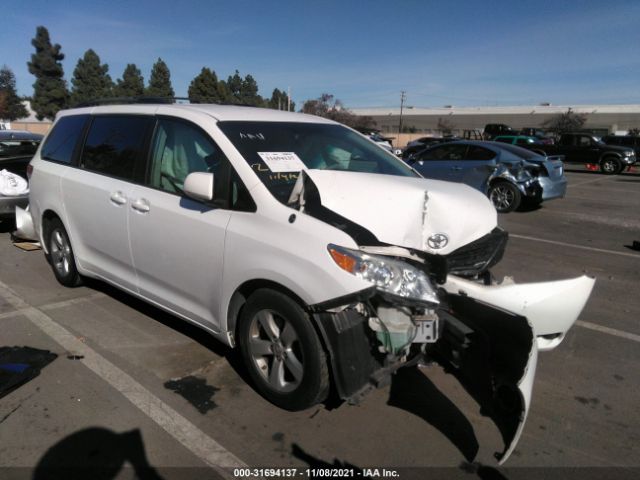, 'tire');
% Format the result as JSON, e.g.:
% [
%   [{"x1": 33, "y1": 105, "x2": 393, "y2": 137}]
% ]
[
  {"x1": 600, "y1": 156, "x2": 622, "y2": 175},
  {"x1": 46, "y1": 218, "x2": 82, "y2": 287},
  {"x1": 237, "y1": 289, "x2": 329, "y2": 411},
  {"x1": 488, "y1": 181, "x2": 521, "y2": 213}
]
